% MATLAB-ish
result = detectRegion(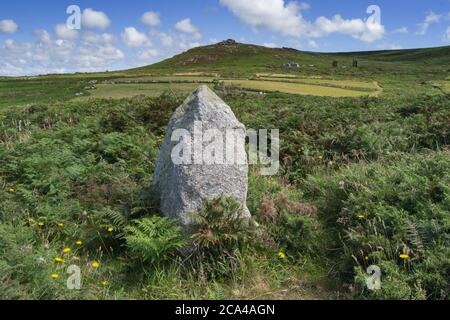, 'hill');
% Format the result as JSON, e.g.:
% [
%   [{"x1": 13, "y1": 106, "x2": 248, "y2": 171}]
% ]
[{"x1": 130, "y1": 39, "x2": 450, "y2": 78}]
